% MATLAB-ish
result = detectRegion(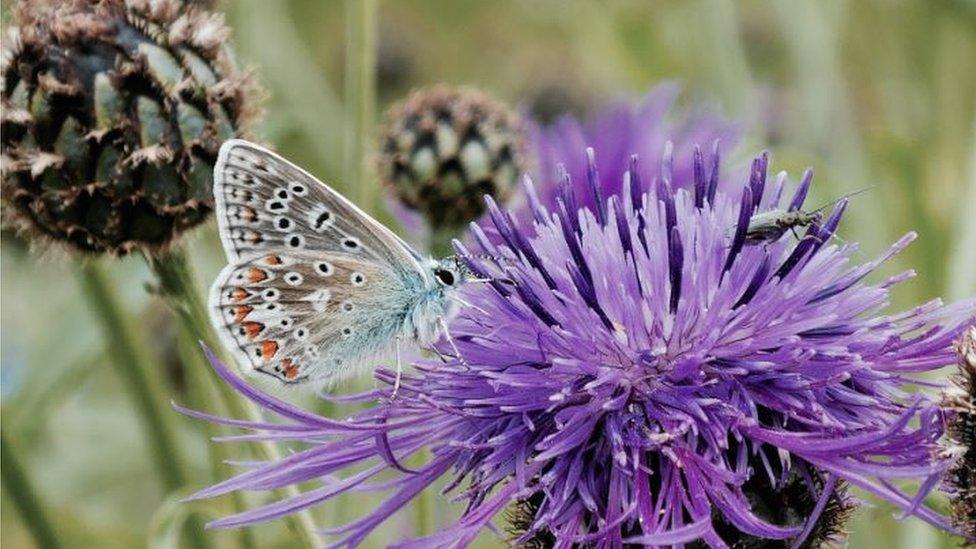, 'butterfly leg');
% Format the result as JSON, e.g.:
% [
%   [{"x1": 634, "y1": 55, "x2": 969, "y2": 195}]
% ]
[
  {"x1": 439, "y1": 318, "x2": 469, "y2": 368},
  {"x1": 392, "y1": 336, "x2": 403, "y2": 398},
  {"x1": 430, "y1": 346, "x2": 450, "y2": 363},
  {"x1": 449, "y1": 294, "x2": 490, "y2": 317},
  {"x1": 799, "y1": 233, "x2": 825, "y2": 246}
]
